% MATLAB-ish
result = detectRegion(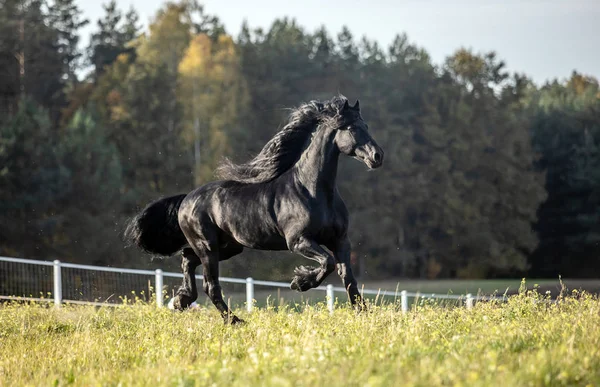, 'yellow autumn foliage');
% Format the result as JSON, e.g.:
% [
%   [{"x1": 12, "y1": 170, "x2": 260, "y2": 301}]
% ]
[{"x1": 178, "y1": 33, "x2": 250, "y2": 184}]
